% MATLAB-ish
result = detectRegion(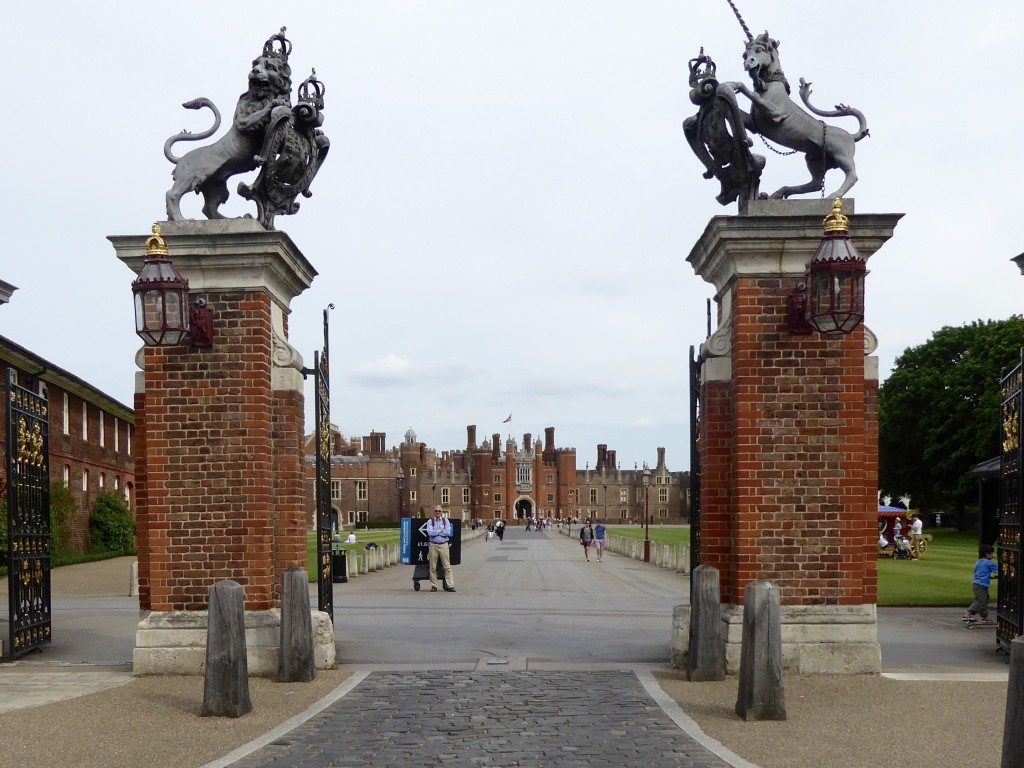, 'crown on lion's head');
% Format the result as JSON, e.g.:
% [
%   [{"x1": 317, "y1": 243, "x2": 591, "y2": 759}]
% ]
[{"x1": 263, "y1": 27, "x2": 292, "y2": 61}]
